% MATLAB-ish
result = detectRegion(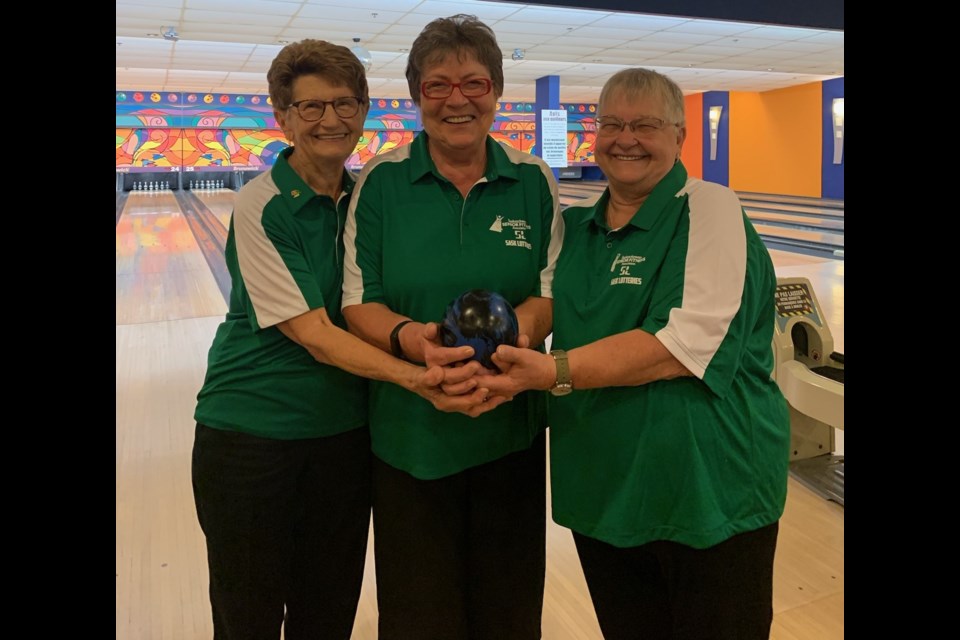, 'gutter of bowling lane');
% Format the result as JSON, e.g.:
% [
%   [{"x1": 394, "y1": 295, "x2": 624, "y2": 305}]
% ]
[
  {"x1": 116, "y1": 191, "x2": 129, "y2": 226},
  {"x1": 174, "y1": 189, "x2": 232, "y2": 304}
]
